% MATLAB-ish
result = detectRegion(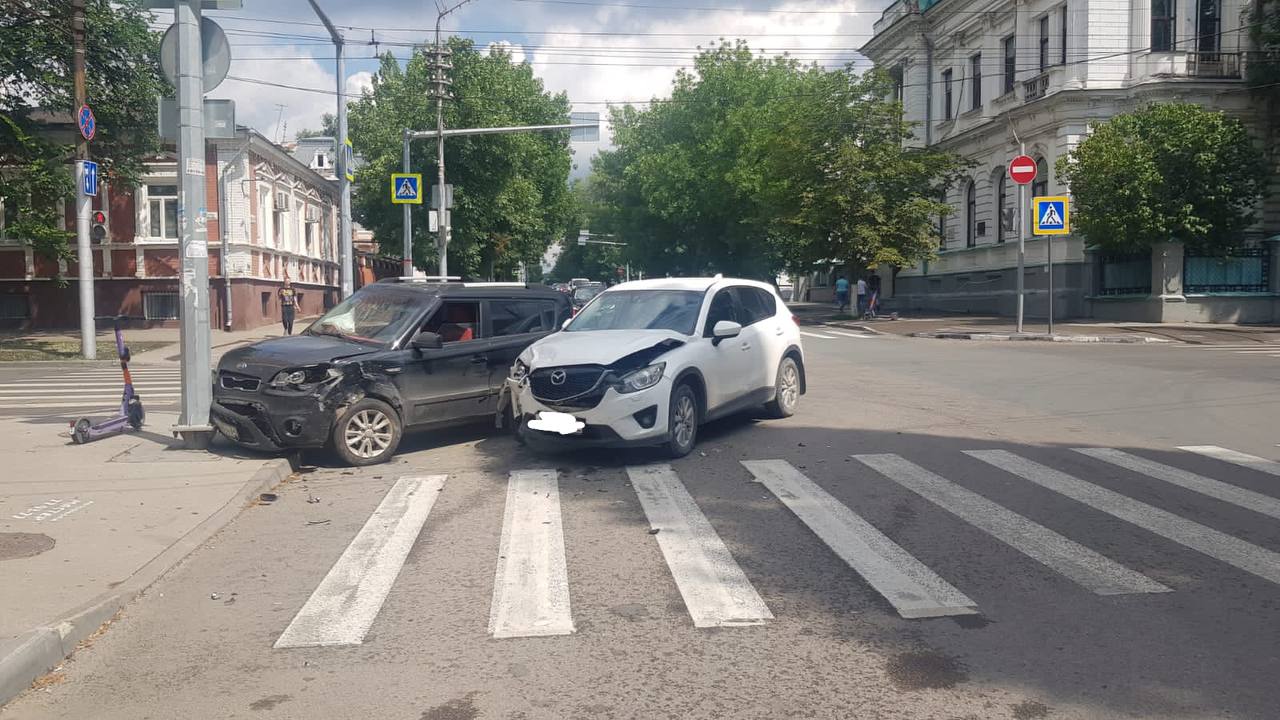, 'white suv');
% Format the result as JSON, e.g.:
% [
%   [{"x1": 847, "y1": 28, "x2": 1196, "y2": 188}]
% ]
[{"x1": 504, "y1": 277, "x2": 805, "y2": 457}]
